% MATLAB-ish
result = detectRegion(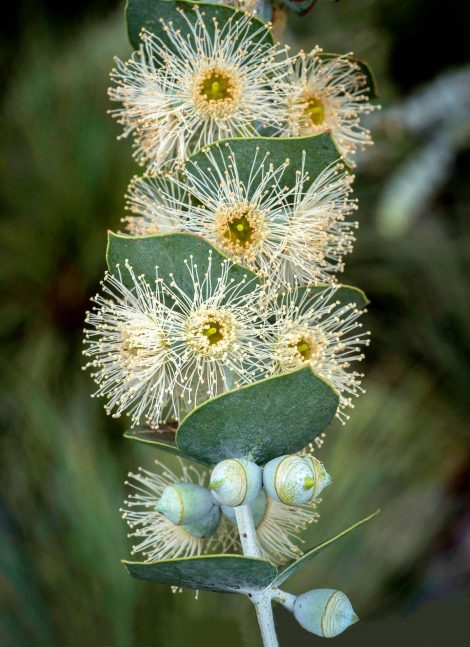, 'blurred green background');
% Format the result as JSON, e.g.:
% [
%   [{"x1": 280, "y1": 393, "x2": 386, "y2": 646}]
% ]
[{"x1": 1, "y1": 1, "x2": 469, "y2": 645}]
